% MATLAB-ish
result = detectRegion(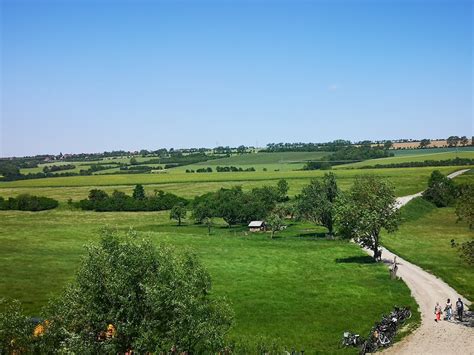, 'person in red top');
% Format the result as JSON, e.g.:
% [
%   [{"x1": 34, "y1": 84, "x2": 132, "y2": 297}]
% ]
[{"x1": 434, "y1": 302, "x2": 442, "y2": 322}]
